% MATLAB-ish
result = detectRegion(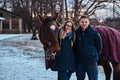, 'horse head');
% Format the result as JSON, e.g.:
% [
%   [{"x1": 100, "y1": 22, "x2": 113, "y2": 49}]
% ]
[{"x1": 38, "y1": 13, "x2": 60, "y2": 60}]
